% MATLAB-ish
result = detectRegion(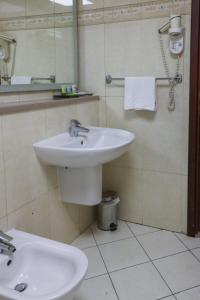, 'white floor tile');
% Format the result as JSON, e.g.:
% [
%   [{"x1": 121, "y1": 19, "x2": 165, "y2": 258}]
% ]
[
  {"x1": 176, "y1": 286, "x2": 200, "y2": 299},
  {"x1": 138, "y1": 231, "x2": 187, "y2": 260},
  {"x1": 72, "y1": 228, "x2": 96, "y2": 249},
  {"x1": 191, "y1": 248, "x2": 200, "y2": 261},
  {"x1": 175, "y1": 233, "x2": 200, "y2": 250},
  {"x1": 74, "y1": 275, "x2": 118, "y2": 300},
  {"x1": 127, "y1": 222, "x2": 160, "y2": 236},
  {"x1": 154, "y1": 252, "x2": 200, "y2": 293},
  {"x1": 84, "y1": 247, "x2": 107, "y2": 279},
  {"x1": 99, "y1": 237, "x2": 149, "y2": 272},
  {"x1": 110, "y1": 262, "x2": 171, "y2": 300},
  {"x1": 91, "y1": 221, "x2": 133, "y2": 245}
]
